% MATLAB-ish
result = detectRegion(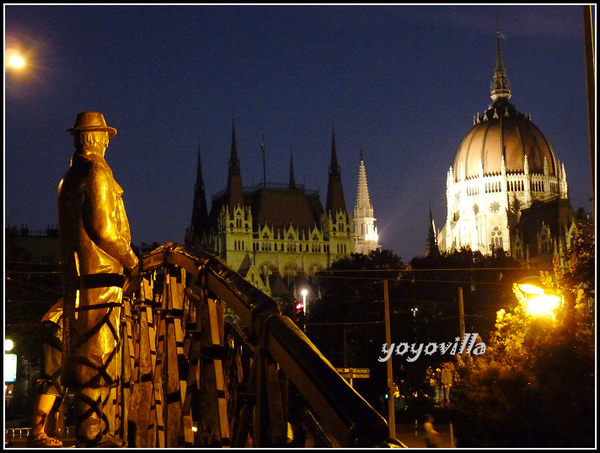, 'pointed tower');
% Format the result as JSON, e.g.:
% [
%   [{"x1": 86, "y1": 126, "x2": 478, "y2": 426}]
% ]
[
  {"x1": 353, "y1": 150, "x2": 379, "y2": 254},
  {"x1": 185, "y1": 143, "x2": 209, "y2": 247},
  {"x1": 326, "y1": 128, "x2": 347, "y2": 216},
  {"x1": 425, "y1": 206, "x2": 440, "y2": 258},
  {"x1": 324, "y1": 127, "x2": 353, "y2": 260},
  {"x1": 490, "y1": 28, "x2": 511, "y2": 102},
  {"x1": 226, "y1": 120, "x2": 245, "y2": 209},
  {"x1": 216, "y1": 120, "x2": 252, "y2": 272}
]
